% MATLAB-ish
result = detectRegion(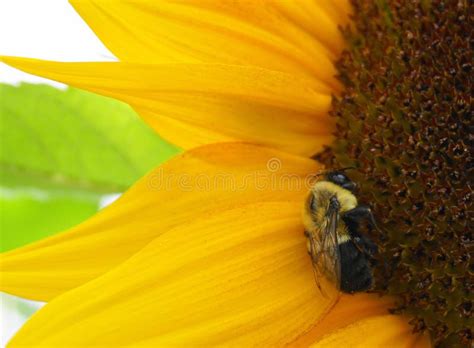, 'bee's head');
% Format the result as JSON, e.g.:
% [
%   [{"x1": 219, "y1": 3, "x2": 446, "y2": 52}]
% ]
[{"x1": 325, "y1": 170, "x2": 357, "y2": 192}]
